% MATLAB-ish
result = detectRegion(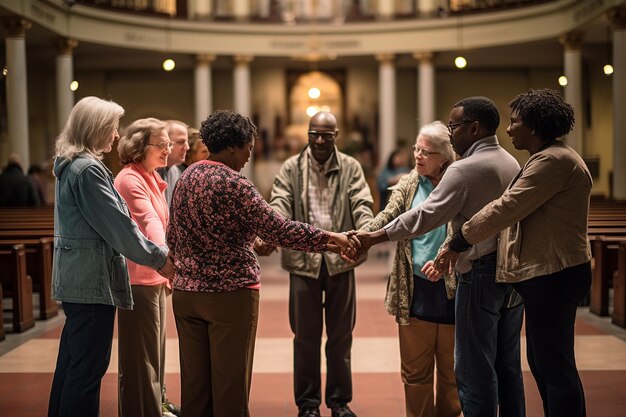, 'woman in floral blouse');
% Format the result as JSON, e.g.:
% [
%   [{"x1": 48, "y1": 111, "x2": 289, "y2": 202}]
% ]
[
  {"x1": 166, "y1": 110, "x2": 354, "y2": 417},
  {"x1": 365, "y1": 121, "x2": 459, "y2": 417}
]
